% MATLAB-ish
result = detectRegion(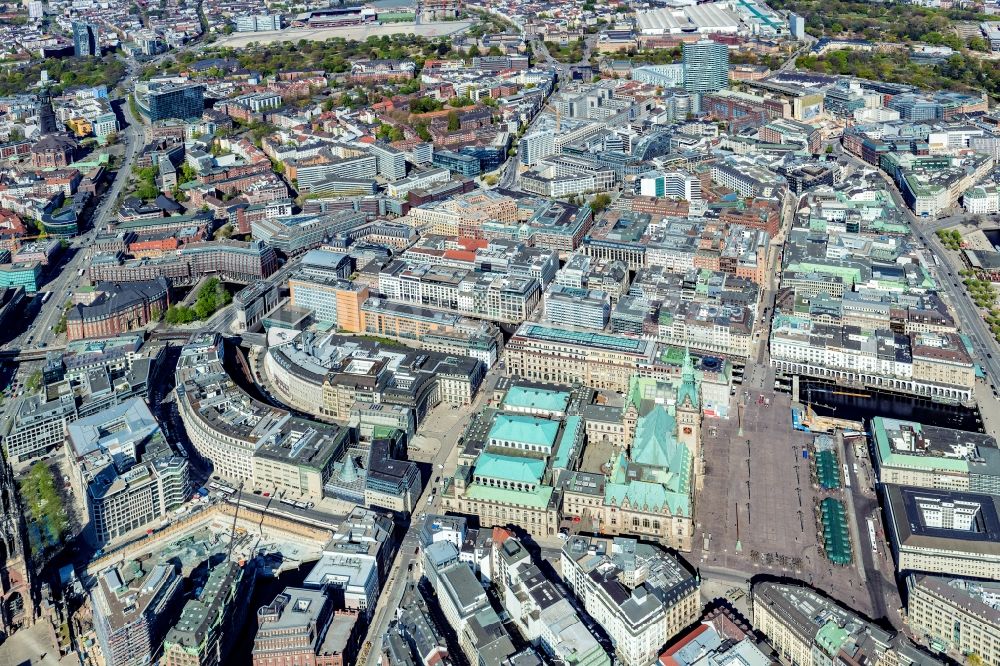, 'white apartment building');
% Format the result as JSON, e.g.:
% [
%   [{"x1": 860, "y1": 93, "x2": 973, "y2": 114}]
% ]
[
  {"x1": 521, "y1": 169, "x2": 600, "y2": 198},
  {"x1": 520, "y1": 132, "x2": 556, "y2": 166},
  {"x1": 544, "y1": 285, "x2": 611, "y2": 330},
  {"x1": 751, "y1": 582, "x2": 925, "y2": 666},
  {"x1": 235, "y1": 13, "x2": 283, "y2": 31},
  {"x1": 645, "y1": 244, "x2": 697, "y2": 273},
  {"x1": 369, "y1": 143, "x2": 407, "y2": 181},
  {"x1": 560, "y1": 536, "x2": 699, "y2": 666},
  {"x1": 66, "y1": 399, "x2": 189, "y2": 545},
  {"x1": 770, "y1": 320, "x2": 974, "y2": 402},
  {"x1": 964, "y1": 184, "x2": 1000, "y2": 215},
  {"x1": 385, "y1": 167, "x2": 449, "y2": 198},
  {"x1": 657, "y1": 307, "x2": 753, "y2": 358},
  {"x1": 639, "y1": 171, "x2": 702, "y2": 202},
  {"x1": 883, "y1": 485, "x2": 1000, "y2": 580},
  {"x1": 86, "y1": 458, "x2": 189, "y2": 544}
]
